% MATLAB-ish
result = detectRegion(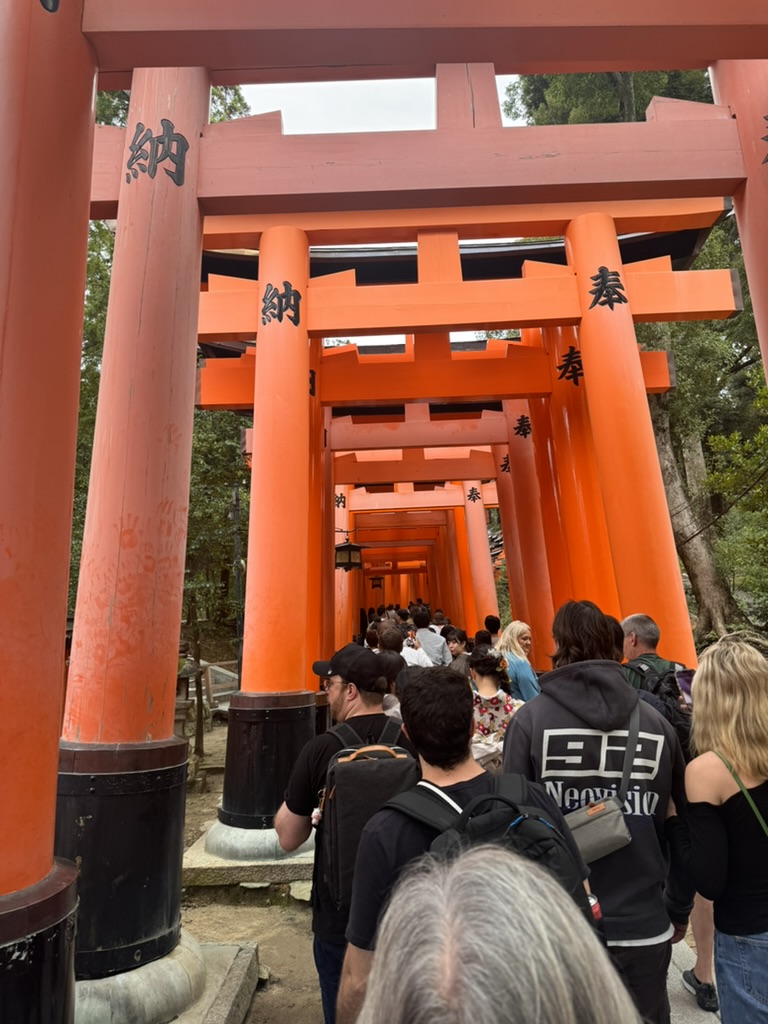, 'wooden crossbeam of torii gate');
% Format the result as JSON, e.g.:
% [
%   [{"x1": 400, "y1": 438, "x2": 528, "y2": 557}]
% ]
[{"x1": 83, "y1": 3, "x2": 768, "y2": 87}]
